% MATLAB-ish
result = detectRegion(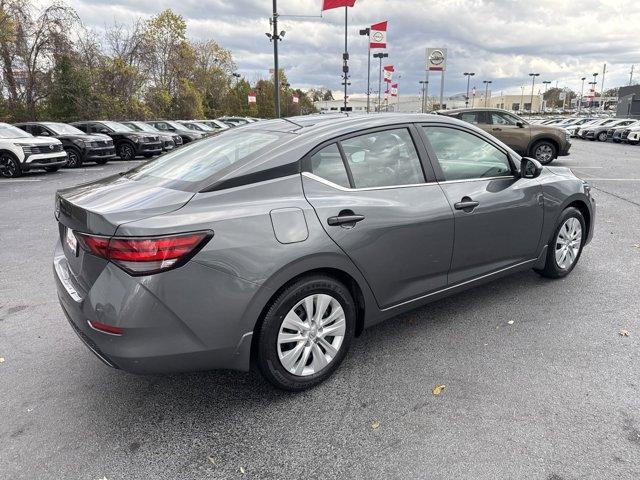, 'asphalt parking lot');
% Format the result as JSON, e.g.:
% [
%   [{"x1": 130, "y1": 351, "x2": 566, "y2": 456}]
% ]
[{"x1": 1, "y1": 140, "x2": 640, "y2": 480}]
